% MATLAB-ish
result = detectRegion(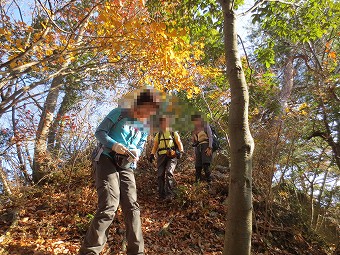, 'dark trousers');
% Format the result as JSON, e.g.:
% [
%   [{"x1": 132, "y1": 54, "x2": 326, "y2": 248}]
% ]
[
  {"x1": 157, "y1": 154, "x2": 177, "y2": 198},
  {"x1": 195, "y1": 143, "x2": 212, "y2": 182},
  {"x1": 195, "y1": 163, "x2": 211, "y2": 182},
  {"x1": 79, "y1": 155, "x2": 144, "y2": 255}
]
